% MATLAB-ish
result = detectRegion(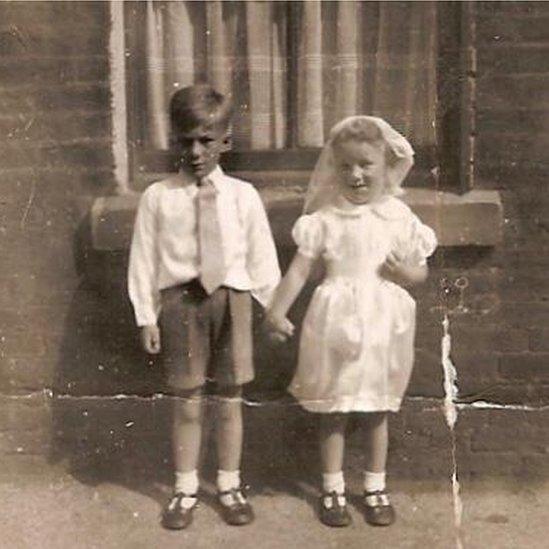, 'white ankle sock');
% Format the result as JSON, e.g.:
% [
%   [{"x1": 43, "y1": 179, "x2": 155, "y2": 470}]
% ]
[
  {"x1": 322, "y1": 472, "x2": 346, "y2": 506},
  {"x1": 217, "y1": 469, "x2": 241, "y2": 492},
  {"x1": 364, "y1": 470, "x2": 386, "y2": 493},
  {"x1": 175, "y1": 470, "x2": 199, "y2": 495},
  {"x1": 322, "y1": 471, "x2": 345, "y2": 494},
  {"x1": 217, "y1": 470, "x2": 243, "y2": 506}
]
